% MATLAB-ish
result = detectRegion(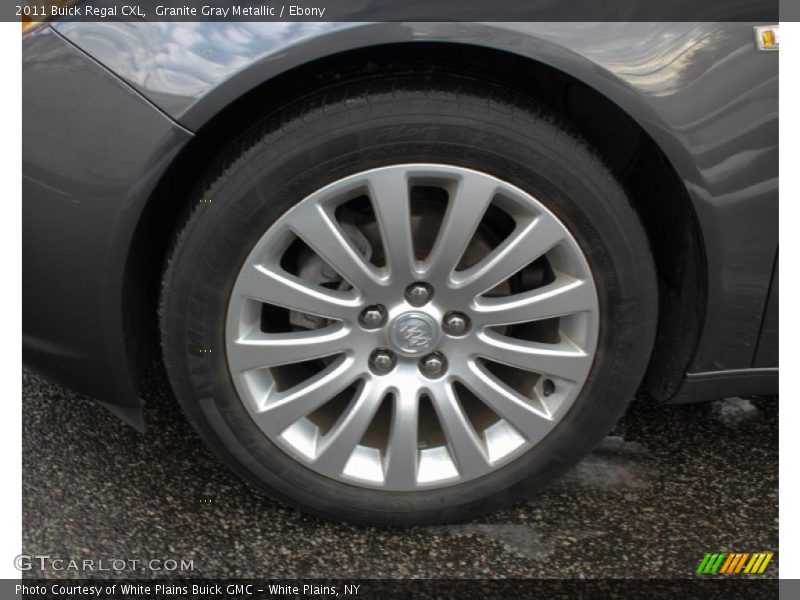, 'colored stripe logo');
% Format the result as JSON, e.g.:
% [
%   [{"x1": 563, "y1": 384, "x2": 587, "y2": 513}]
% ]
[{"x1": 696, "y1": 552, "x2": 773, "y2": 574}]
